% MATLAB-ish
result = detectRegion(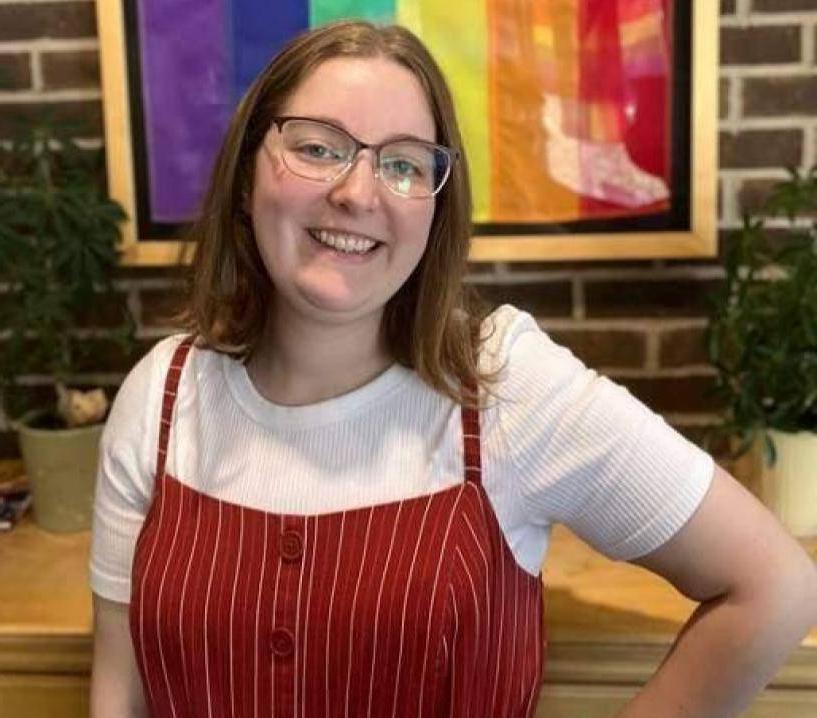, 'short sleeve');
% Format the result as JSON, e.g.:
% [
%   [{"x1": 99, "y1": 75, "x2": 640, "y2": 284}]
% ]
[
  {"x1": 489, "y1": 307, "x2": 714, "y2": 561},
  {"x1": 89, "y1": 336, "x2": 182, "y2": 602}
]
